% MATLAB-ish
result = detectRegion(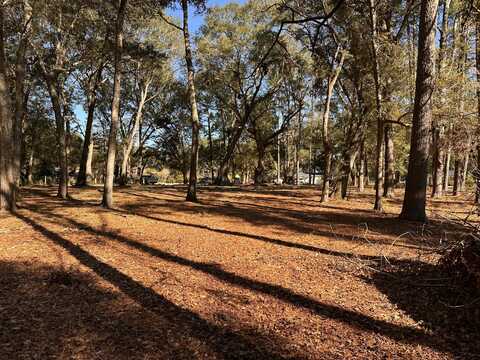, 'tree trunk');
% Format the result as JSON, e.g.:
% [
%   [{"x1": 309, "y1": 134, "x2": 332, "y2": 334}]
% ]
[
  {"x1": 45, "y1": 78, "x2": 68, "y2": 199},
  {"x1": 182, "y1": 0, "x2": 201, "y2": 202},
  {"x1": 321, "y1": 152, "x2": 332, "y2": 202},
  {"x1": 383, "y1": 124, "x2": 395, "y2": 197},
  {"x1": 431, "y1": 126, "x2": 444, "y2": 197},
  {"x1": 321, "y1": 47, "x2": 345, "y2": 203},
  {"x1": 102, "y1": 0, "x2": 128, "y2": 208},
  {"x1": 443, "y1": 135, "x2": 451, "y2": 192},
  {"x1": 341, "y1": 151, "x2": 356, "y2": 199},
  {"x1": 369, "y1": 0, "x2": 384, "y2": 211},
  {"x1": 277, "y1": 134, "x2": 281, "y2": 184},
  {"x1": 453, "y1": 158, "x2": 461, "y2": 196},
  {"x1": 476, "y1": 18, "x2": 480, "y2": 204},
  {"x1": 26, "y1": 148, "x2": 34, "y2": 185},
  {"x1": 295, "y1": 113, "x2": 301, "y2": 185},
  {"x1": 308, "y1": 141, "x2": 312, "y2": 185},
  {"x1": 207, "y1": 114, "x2": 214, "y2": 181},
  {"x1": 13, "y1": 0, "x2": 32, "y2": 187},
  {"x1": 254, "y1": 145, "x2": 266, "y2": 185},
  {"x1": 461, "y1": 149, "x2": 469, "y2": 192},
  {"x1": 400, "y1": 0, "x2": 439, "y2": 222},
  {"x1": 0, "y1": 6, "x2": 16, "y2": 211},
  {"x1": 119, "y1": 82, "x2": 149, "y2": 186},
  {"x1": 358, "y1": 140, "x2": 365, "y2": 192},
  {"x1": 432, "y1": 0, "x2": 450, "y2": 198},
  {"x1": 77, "y1": 67, "x2": 103, "y2": 187},
  {"x1": 86, "y1": 140, "x2": 93, "y2": 180}
]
